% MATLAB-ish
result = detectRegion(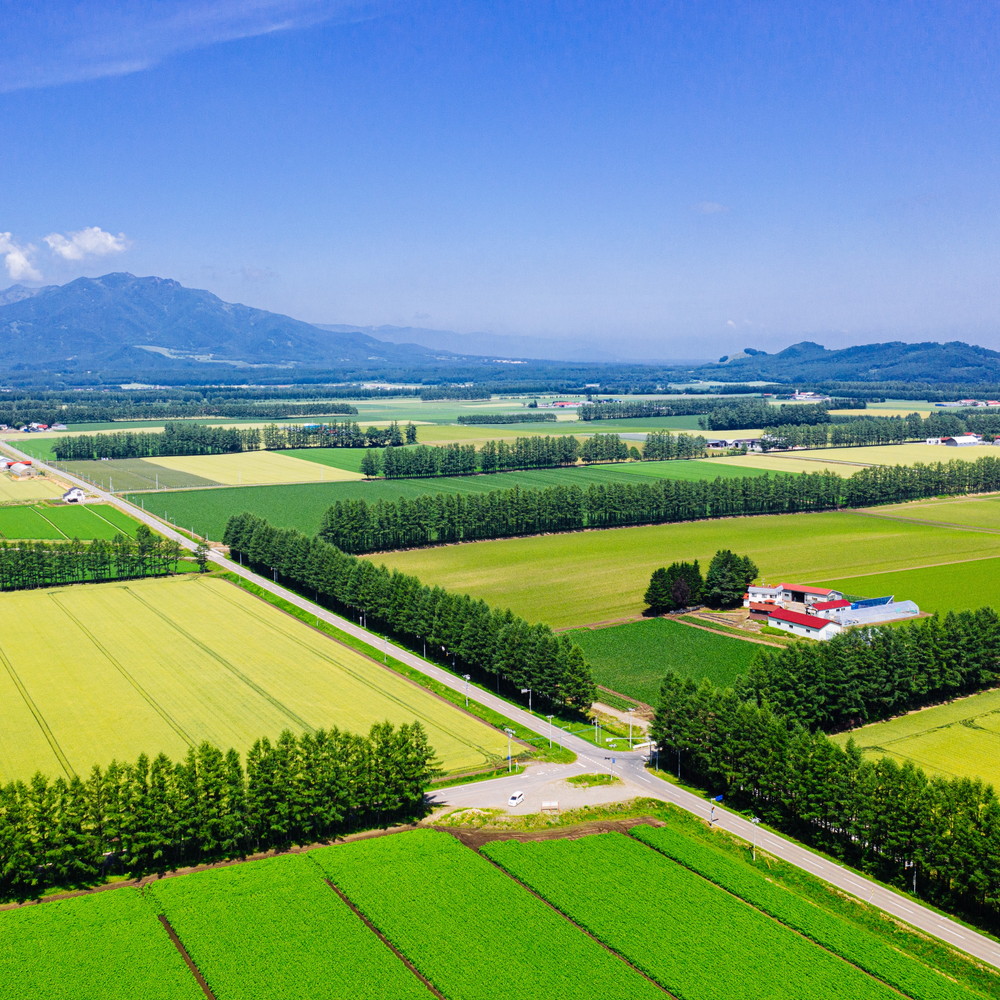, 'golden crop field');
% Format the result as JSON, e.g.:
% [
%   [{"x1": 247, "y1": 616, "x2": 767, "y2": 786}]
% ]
[
  {"x1": 146, "y1": 450, "x2": 363, "y2": 485},
  {"x1": 0, "y1": 576, "x2": 507, "y2": 781},
  {"x1": 831, "y1": 688, "x2": 1000, "y2": 787},
  {"x1": 0, "y1": 472, "x2": 65, "y2": 501}
]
